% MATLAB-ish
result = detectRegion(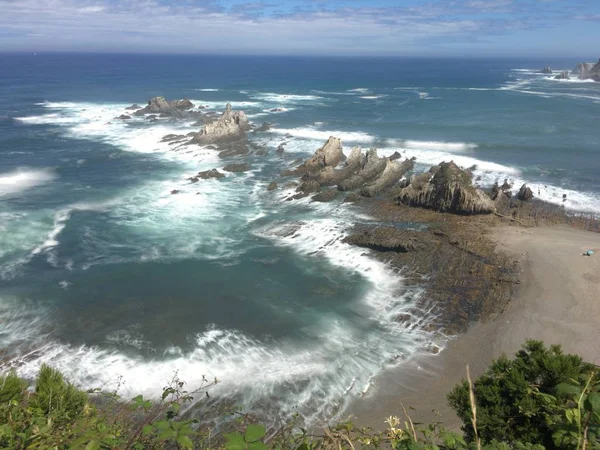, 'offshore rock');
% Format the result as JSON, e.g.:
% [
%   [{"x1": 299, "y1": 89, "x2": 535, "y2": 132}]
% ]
[
  {"x1": 517, "y1": 184, "x2": 534, "y2": 201},
  {"x1": 192, "y1": 103, "x2": 250, "y2": 143},
  {"x1": 344, "y1": 227, "x2": 419, "y2": 253},
  {"x1": 576, "y1": 59, "x2": 600, "y2": 81},
  {"x1": 193, "y1": 169, "x2": 225, "y2": 181},
  {"x1": 338, "y1": 149, "x2": 387, "y2": 191},
  {"x1": 396, "y1": 161, "x2": 495, "y2": 214},
  {"x1": 554, "y1": 71, "x2": 570, "y2": 80},
  {"x1": 117, "y1": 114, "x2": 131, "y2": 120},
  {"x1": 134, "y1": 97, "x2": 194, "y2": 117},
  {"x1": 540, "y1": 66, "x2": 552, "y2": 74},
  {"x1": 125, "y1": 104, "x2": 141, "y2": 110},
  {"x1": 223, "y1": 163, "x2": 250, "y2": 173},
  {"x1": 267, "y1": 181, "x2": 278, "y2": 191},
  {"x1": 573, "y1": 63, "x2": 595, "y2": 77}
]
